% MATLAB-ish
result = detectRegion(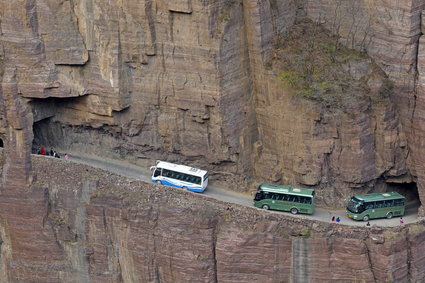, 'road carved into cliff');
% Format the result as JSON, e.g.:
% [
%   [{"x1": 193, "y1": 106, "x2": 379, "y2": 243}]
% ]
[{"x1": 64, "y1": 152, "x2": 420, "y2": 228}]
